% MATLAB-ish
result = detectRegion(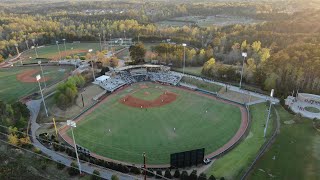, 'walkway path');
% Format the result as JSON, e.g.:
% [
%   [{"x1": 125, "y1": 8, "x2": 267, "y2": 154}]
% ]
[{"x1": 27, "y1": 100, "x2": 137, "y2": 180}]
